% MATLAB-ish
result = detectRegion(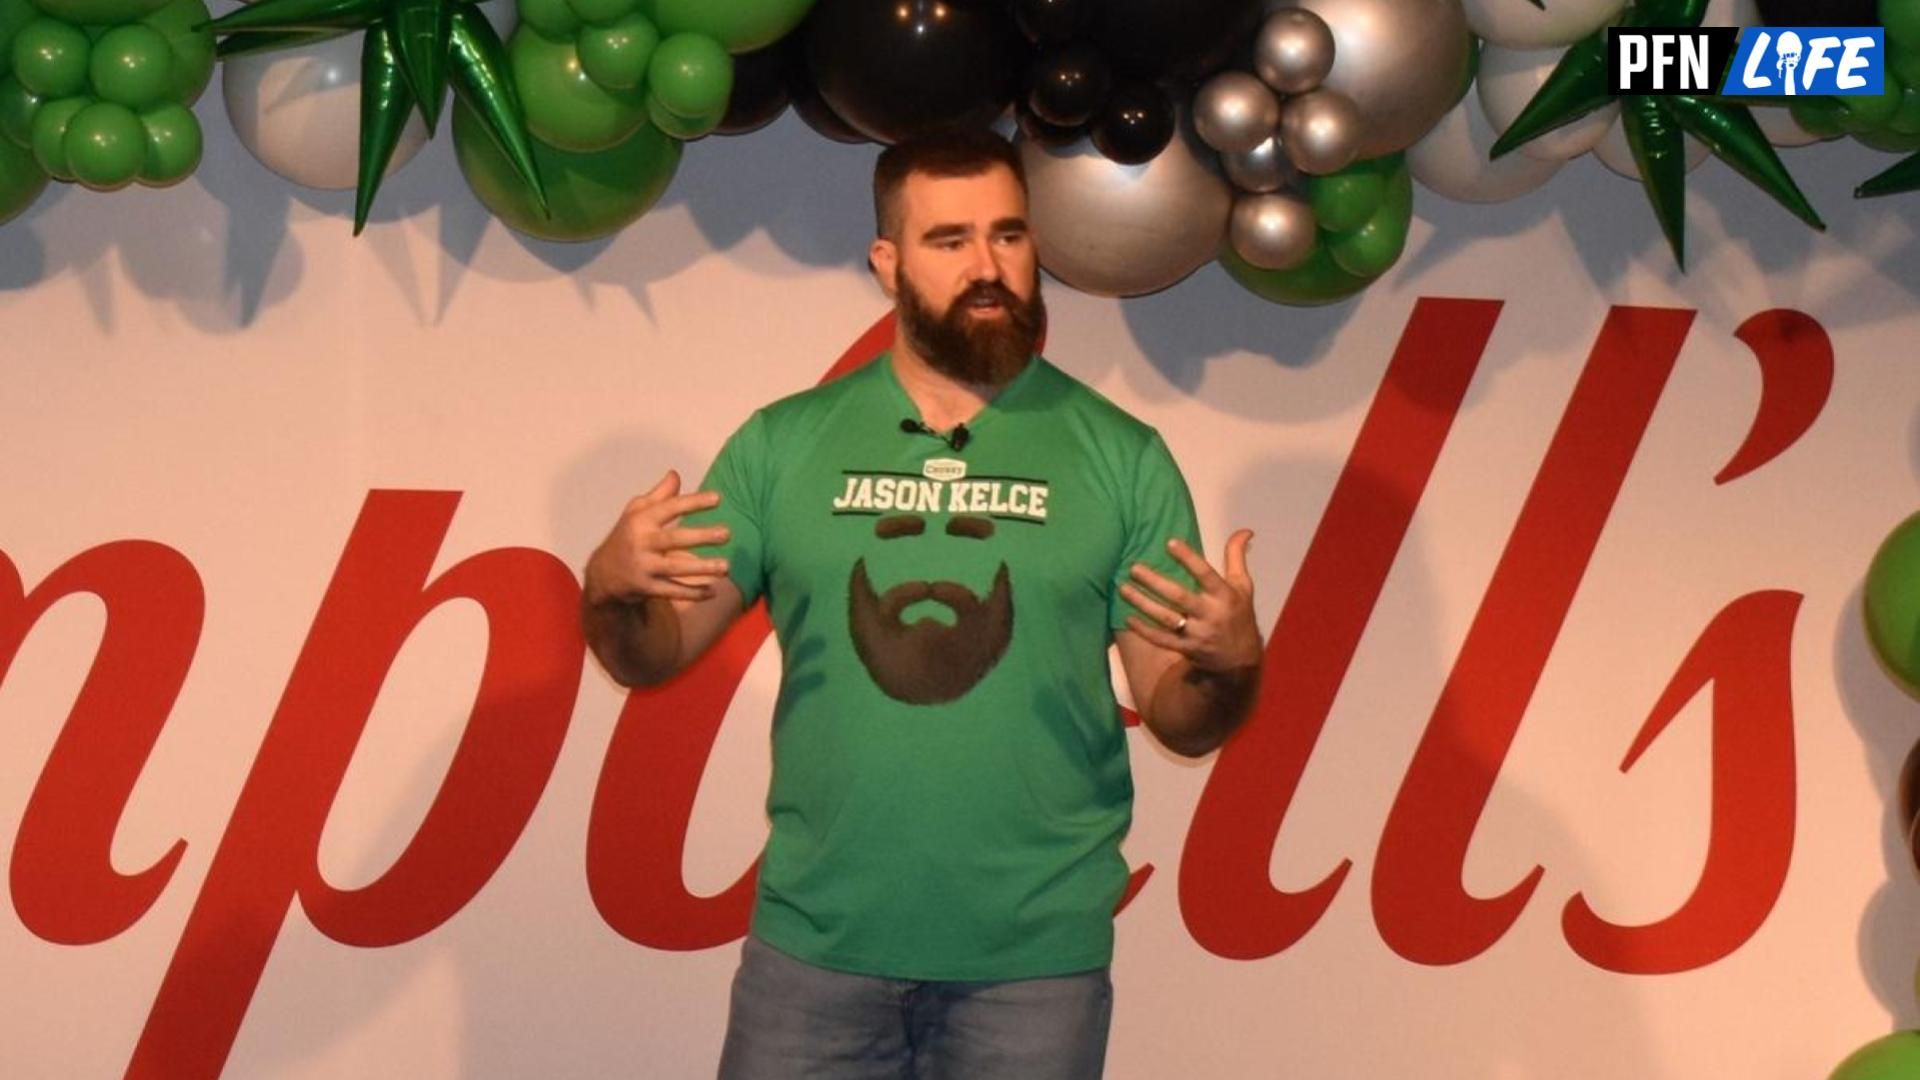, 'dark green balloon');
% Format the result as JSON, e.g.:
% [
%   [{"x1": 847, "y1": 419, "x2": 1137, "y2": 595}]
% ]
[
  {"x1": 27, "y1": 0, "x2": 168, "y2": 28},
  {"x1": 28, "y1": 93, "x2": 85, "y2": 179},
  {"x1": 1790, "y1": 95, "x2": 1847, "y2": 138},
  {"x1": 0, "y1": 0, "x2": 38, "y2": 82},
  {"x1": 63, "y1": 99, "x2": 145, "y2": 189},
  {"x1": 1328, "y1": 158, "x2": 1411, "y2": 279},
  {"x1": 13, "y1": 18, "x2": 91, "y2": 99},
  {"x1": 141, "y1": 0, "x2": 214, "y2": 105},
  {"x1": 0, "y1": 75, "x2": 41, "y2": 148},
  {"x1": 0, "y1": 127, "x2": 46, "y2": 224},
  {"x1": 453, "y1": 98, "x2": 680, "y2": 241},
  {"x1": 137, "y1": 99, "x2": 198, "y2": 184},
  {"x1": 1222, "y1": 240, "x2": 1375, "y2": 307},
  {"x1": 89, "y1": 23, "x2": 174, "y2": 109},
  {"x1": 1309, "y1": 163, "x2": 1386, "y2": 234}
]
